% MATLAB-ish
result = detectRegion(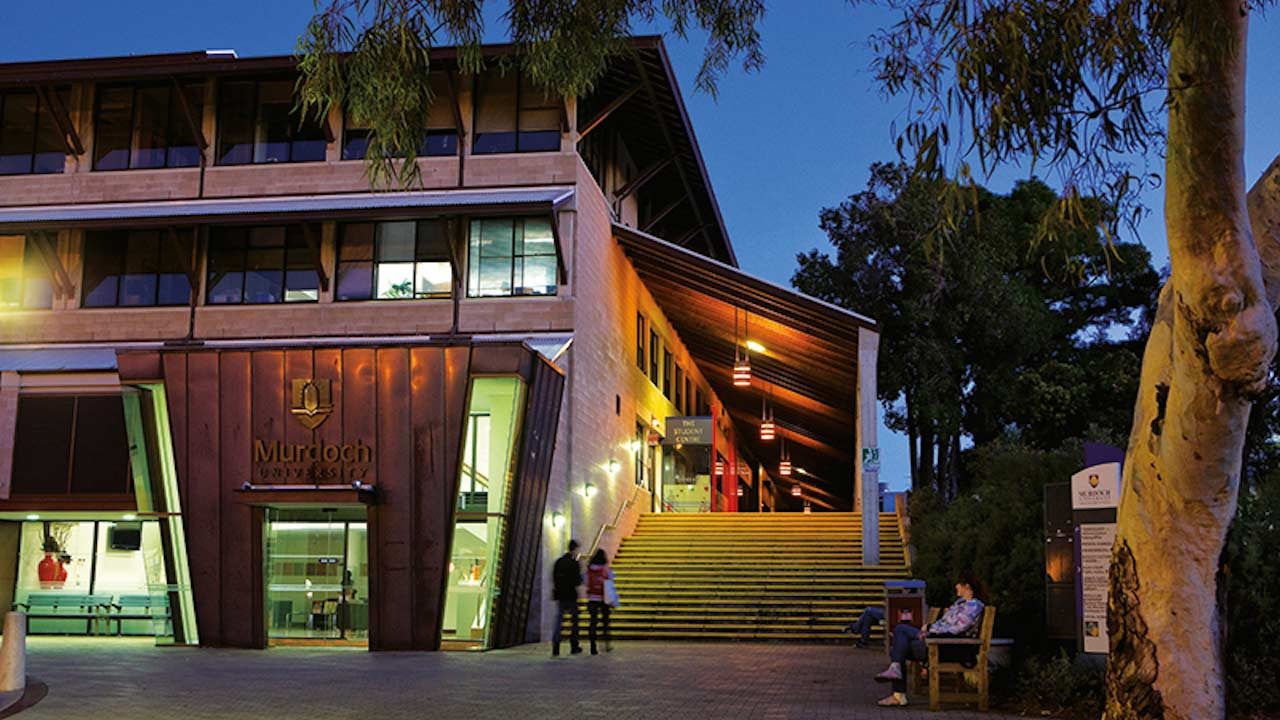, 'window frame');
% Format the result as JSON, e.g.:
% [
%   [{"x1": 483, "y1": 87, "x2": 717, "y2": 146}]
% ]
[
  {"x1": 342, "y1": 73, "x2": 459, "y2": 161},
  {"x1": 0, "y1": 235, "x2": 54, "y2": 310},
  {"x1": 335, "y1": 219, "x2": 454, "y2": 302},
  {"x1": 80, "y1": 229, "x2": 193, "y2": 308},
  {"x1": 91, "y1": 81, "x2": 205, "y2": 172},
  {"x1": 214, "y1": 77, "x2": 327, "y2": 167},
  {"x1": 0, "y1": 87, "x2": 67, "y2": 176},
  {"x1": 649, "y1": 331, "x2": 660, "y2": 386},
  {"x1": 662, "y1": 349, "x2": 673, "y2": 399},
  {"x1": 471, "y1": 69, "x2": 563, "y2": 155},
  {"x1": 636, "y1": 313, "x2": 646, "y2": 372},
  {"x1": 464, "y1": 216, "x2": 558, "y2": 298},
  {"x1": 204, "y1": 224, "x2": 320, "y2": 305},
  {"x1": 674, "y1": 365, "x2": 684, "y2": 412}
]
